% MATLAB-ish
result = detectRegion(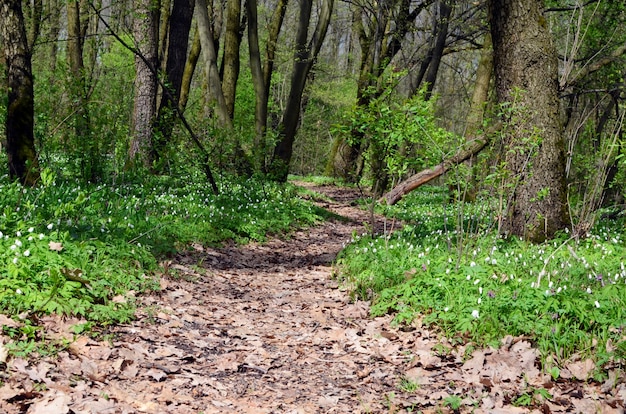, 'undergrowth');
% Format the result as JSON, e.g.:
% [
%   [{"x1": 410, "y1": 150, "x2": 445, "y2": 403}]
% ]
[
  {"x1": 335, "y1": 185, "x2": 626, "y2": 375},
  {"x1": 0, "y1": 171, "x2": 324, "y2": 348}
]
